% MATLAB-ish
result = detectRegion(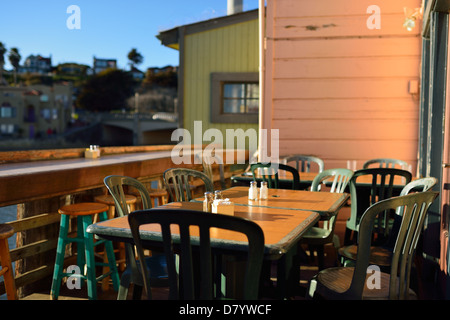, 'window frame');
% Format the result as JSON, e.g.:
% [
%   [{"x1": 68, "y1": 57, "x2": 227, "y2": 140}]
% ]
[{"x1": 210, "y1": 72, "x2": 259, "y2": 124}]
